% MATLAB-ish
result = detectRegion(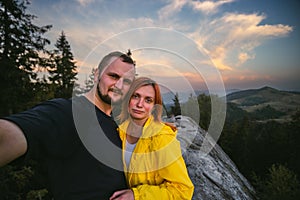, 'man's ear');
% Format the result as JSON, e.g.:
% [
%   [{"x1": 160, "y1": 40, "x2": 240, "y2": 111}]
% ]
[{"x1": 94, "y1": 68, "x2": 100, "y2": 83}]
